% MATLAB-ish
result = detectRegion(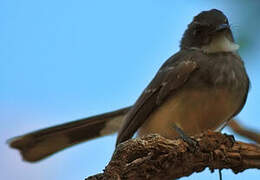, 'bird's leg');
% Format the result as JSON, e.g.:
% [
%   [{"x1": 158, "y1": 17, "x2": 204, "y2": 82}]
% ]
[
  {"x1": 172, "y1": 123, "x2": 198, "y2": 151},
  {"x1": 172, "y1": 123, "x2": 223, "y2": 179},
  {"x1": 217, "y1": 119, "x2": 236, "y2": 144},
  {"x1": 217, "y1": 118, "x2": 233, "y2": 132}
]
